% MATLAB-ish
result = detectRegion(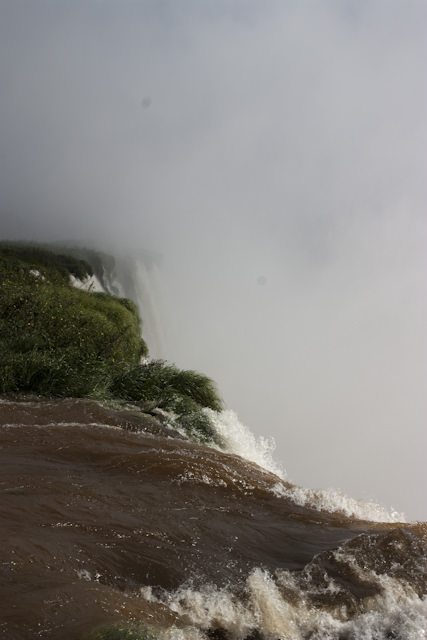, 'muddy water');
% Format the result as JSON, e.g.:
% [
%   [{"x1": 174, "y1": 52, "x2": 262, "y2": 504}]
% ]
[{"x1": 1, "y1": 397, "x2": 426, "y2": 639}]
